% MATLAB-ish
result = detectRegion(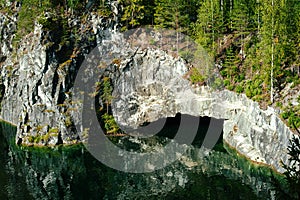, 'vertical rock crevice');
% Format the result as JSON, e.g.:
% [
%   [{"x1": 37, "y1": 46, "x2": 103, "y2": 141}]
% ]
[
  {"x1": 0, "y1": 1, "x2": 297, "y2": 174},
  {"x1": 0, "y1": 2, "x2": 122, "y2": 146}
]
